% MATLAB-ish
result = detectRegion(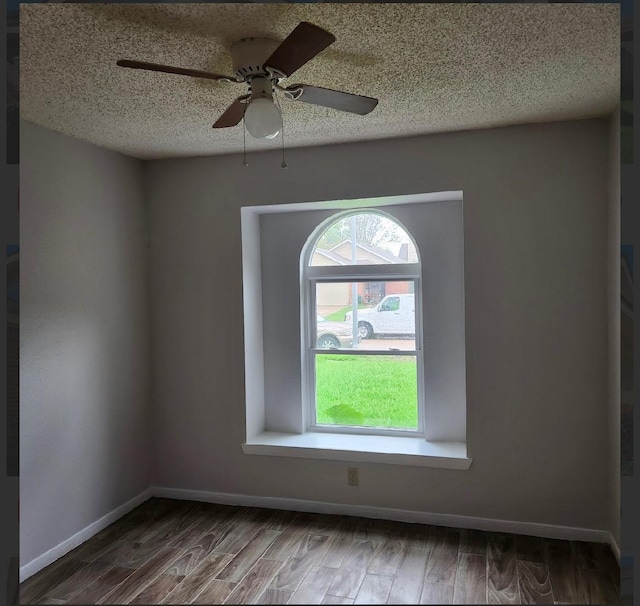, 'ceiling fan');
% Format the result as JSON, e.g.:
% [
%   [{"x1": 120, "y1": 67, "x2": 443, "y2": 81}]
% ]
[{"x1": 117, "y1": 21, "x2": 378, "y2": 141}]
